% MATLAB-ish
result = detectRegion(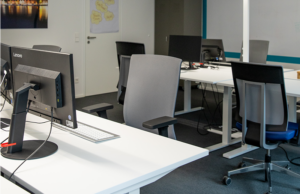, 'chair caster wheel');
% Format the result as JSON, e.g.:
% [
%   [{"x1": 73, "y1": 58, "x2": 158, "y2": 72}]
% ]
[
  {"x1": 222, "y1": 176, "x2": 231, "y2": 185},
  {"x1": 285, "y1": 165, "x2": 291, "y2": 170},
  {"x1": 238, "y1": 162, "x2": 246, "y2": 168}
]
